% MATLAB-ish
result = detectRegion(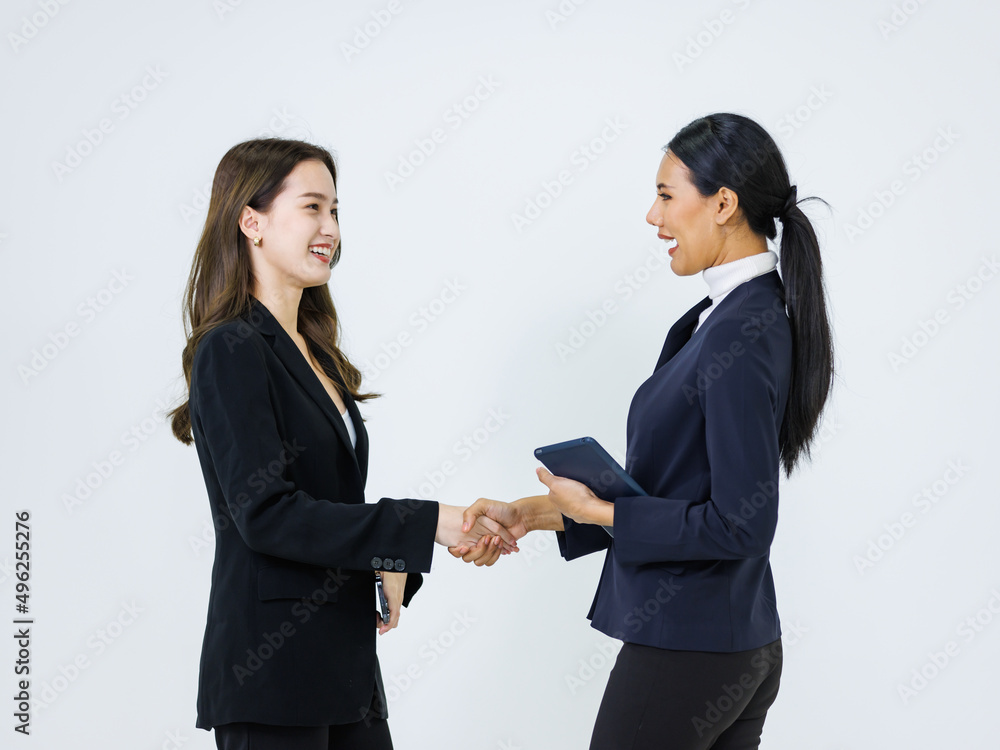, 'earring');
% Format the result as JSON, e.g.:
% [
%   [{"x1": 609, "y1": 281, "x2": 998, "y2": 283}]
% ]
[{"x1": 252, "y1": 237, "x2": 261, "y2": 247}]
